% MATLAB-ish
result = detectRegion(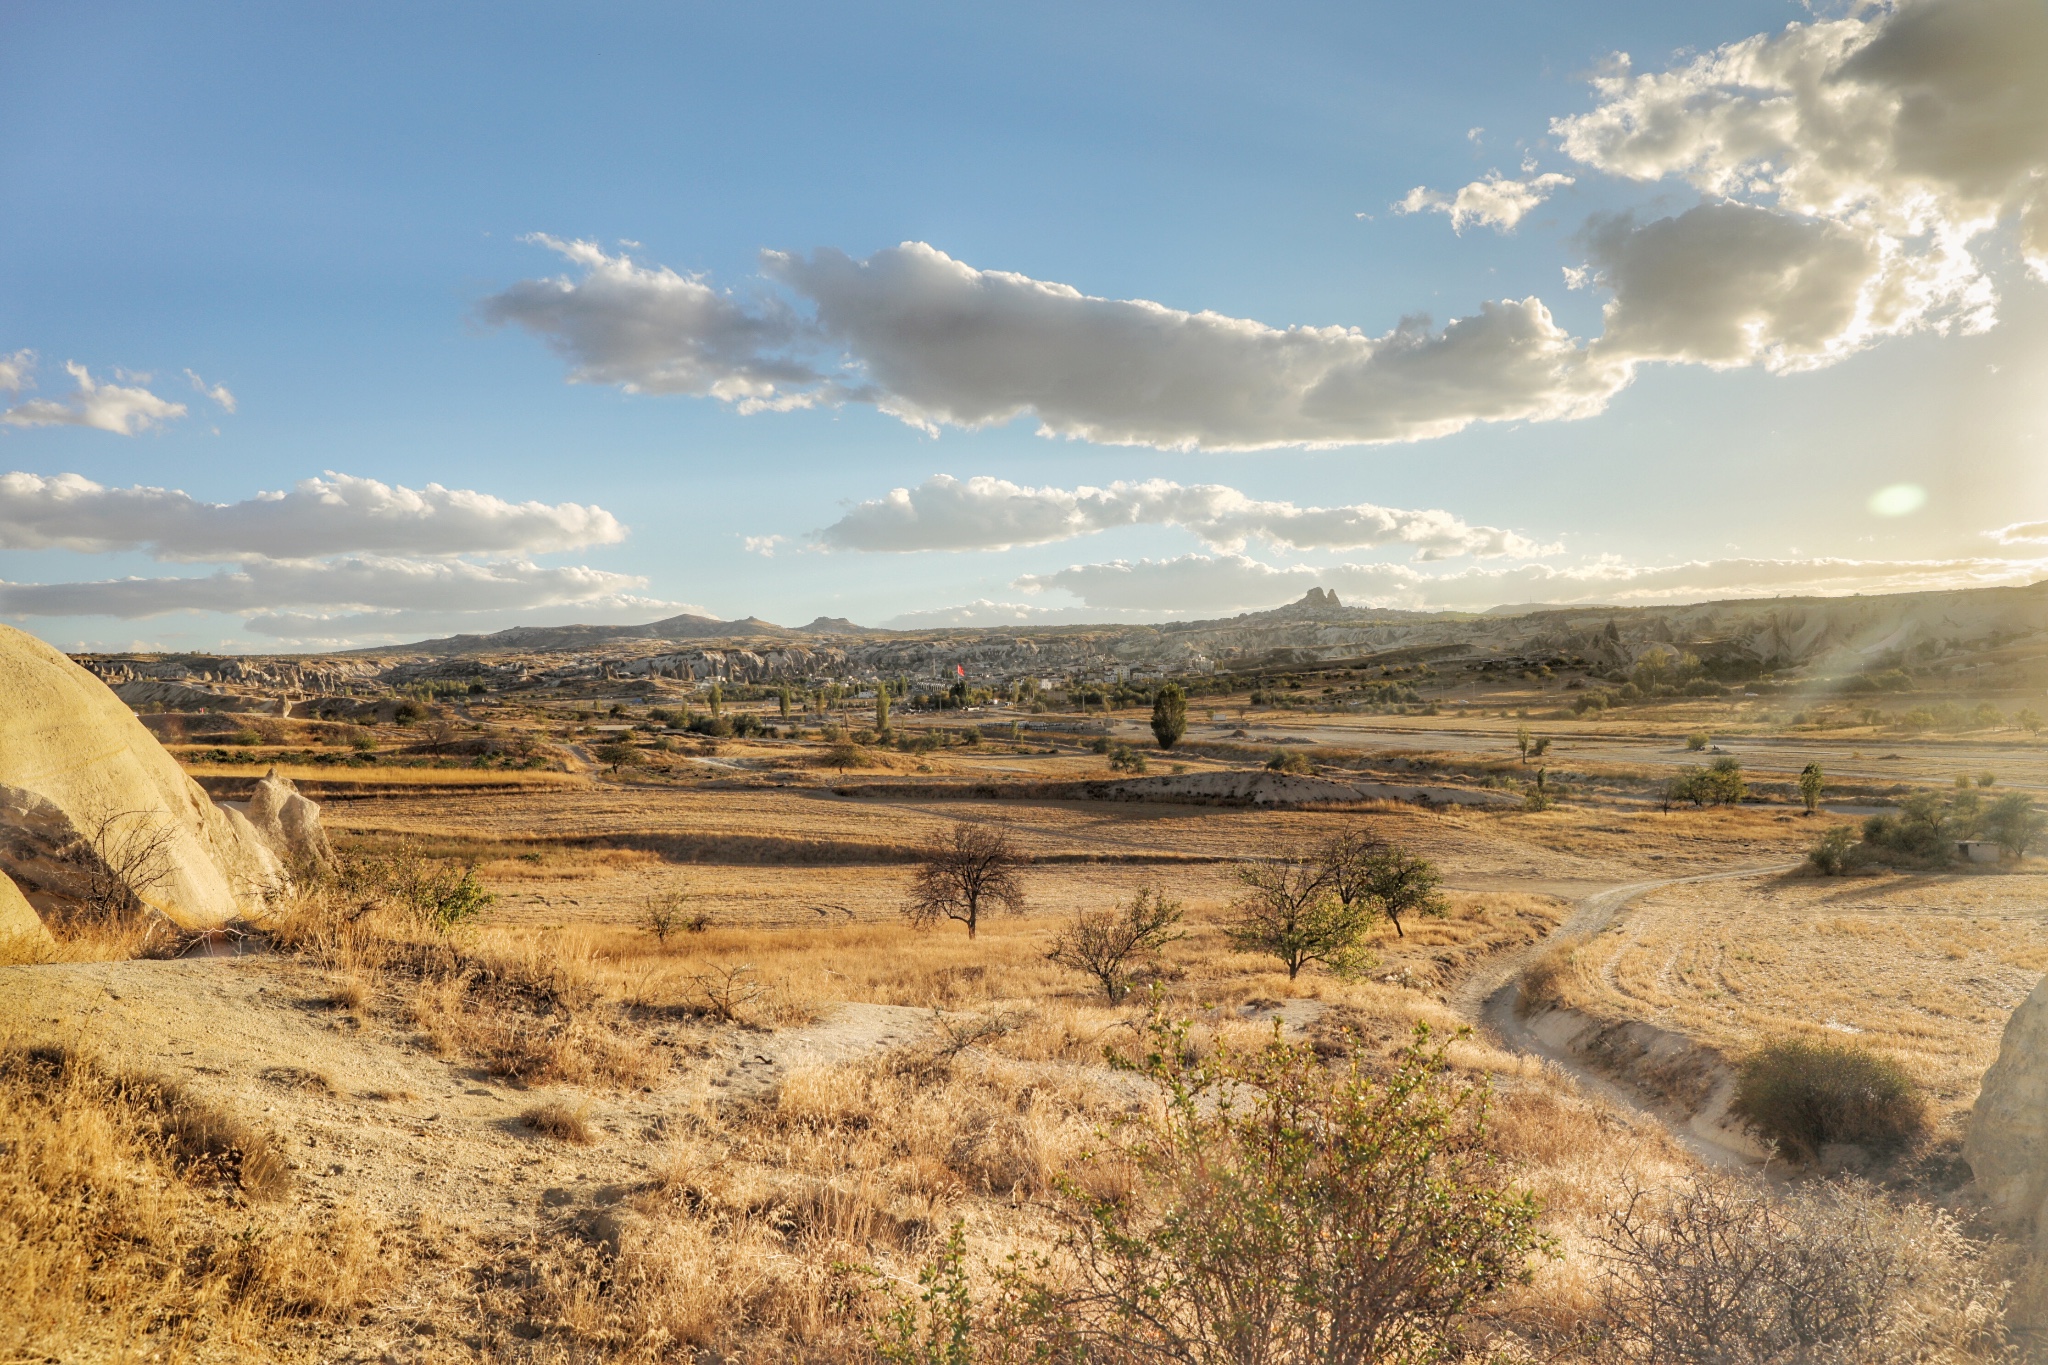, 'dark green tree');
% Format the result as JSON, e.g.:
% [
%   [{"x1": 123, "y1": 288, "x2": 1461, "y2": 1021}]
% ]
[{"x1": 1150, "y1": 683, "x2": 1188, "y2": 750}]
